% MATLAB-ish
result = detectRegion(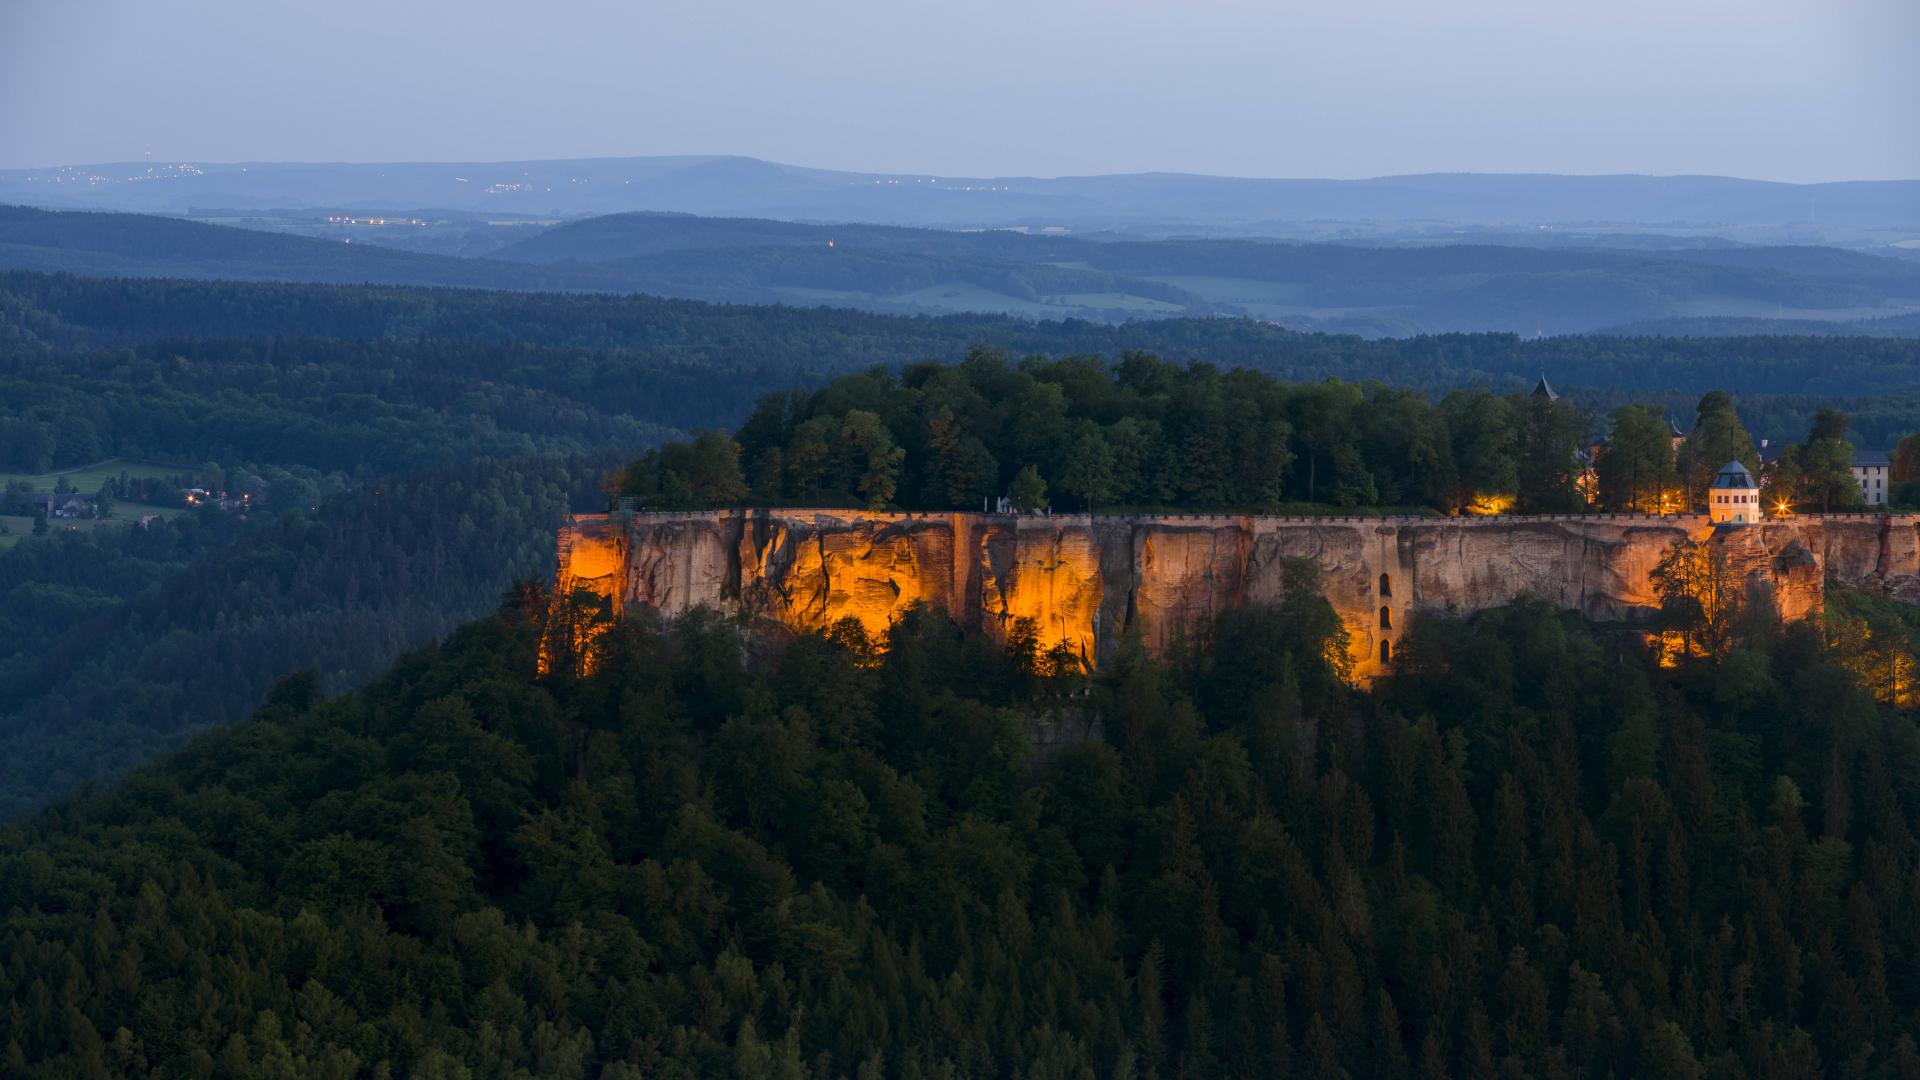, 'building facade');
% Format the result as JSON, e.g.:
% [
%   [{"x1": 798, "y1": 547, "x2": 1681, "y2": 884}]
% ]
[
  {"x1": 1709, "y1": 460, "x2": 1762, "y2": 525},
  {"x1": 1853, "y1": 450, "x2": 1890, "y2": 507}
]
